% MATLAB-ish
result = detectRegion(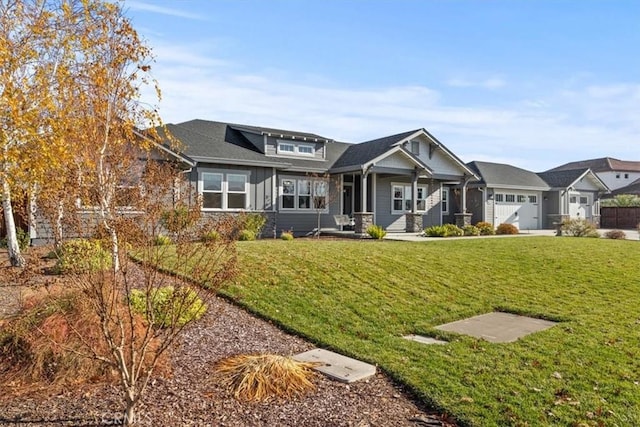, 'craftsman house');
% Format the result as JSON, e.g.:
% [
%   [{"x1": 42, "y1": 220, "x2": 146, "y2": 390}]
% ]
[{"x1": 159, "y1": 120, "x2": 479, "y2": 237}]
